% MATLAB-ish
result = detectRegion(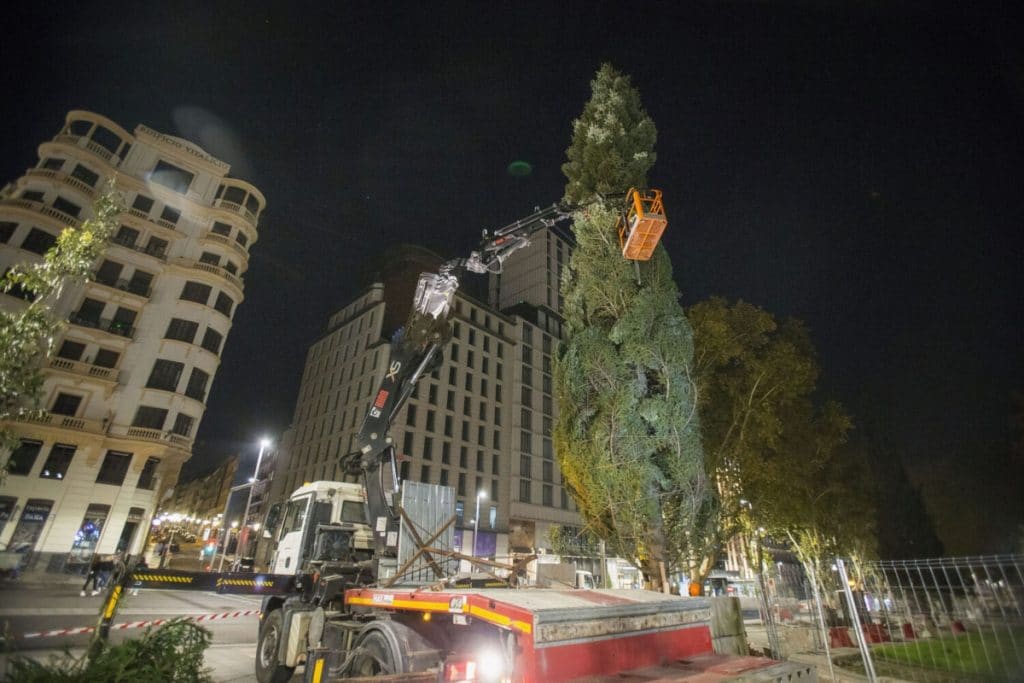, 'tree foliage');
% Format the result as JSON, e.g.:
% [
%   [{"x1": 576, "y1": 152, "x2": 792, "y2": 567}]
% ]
[
  {"x1": 555, "y1": 65, "x2": 707, "y2": 590},
  {"x1": 3, "y1": 619, "x2": 212, "y2": 682},
  {"x1": 687, "y1": 297, "x2": 875, "y2": 571},
  {"x1": 0, "y1": 183, "x2": 121, "y2": 459}
]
